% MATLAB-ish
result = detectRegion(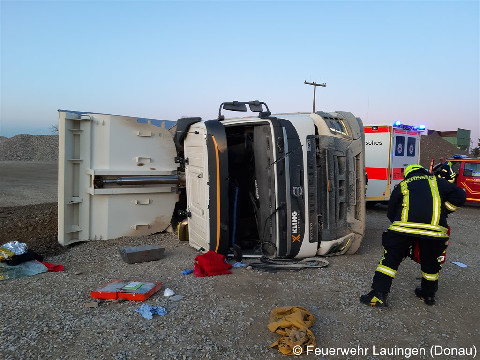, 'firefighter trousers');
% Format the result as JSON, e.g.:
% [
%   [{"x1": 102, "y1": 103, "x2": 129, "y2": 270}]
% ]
[{"x1": 371, "y1": 231, "x2": 448, "y2": 296}]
